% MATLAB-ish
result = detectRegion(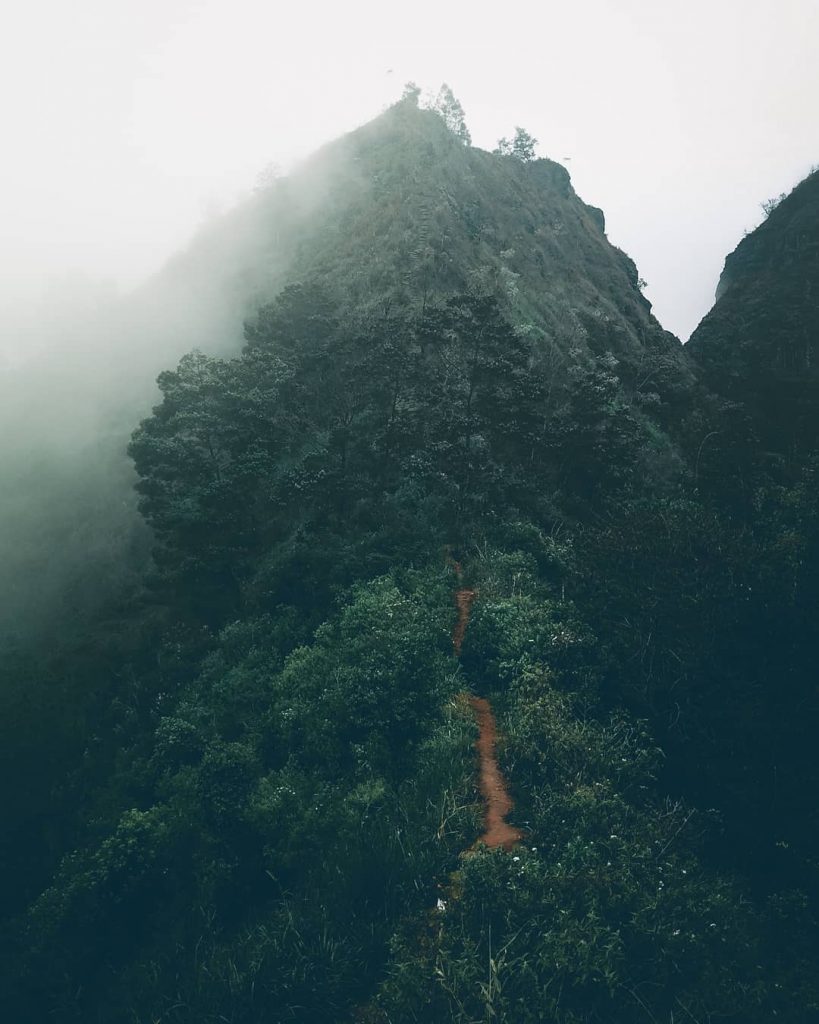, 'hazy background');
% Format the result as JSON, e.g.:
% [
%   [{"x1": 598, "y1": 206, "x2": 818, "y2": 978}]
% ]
[{"x1": 1, "y1": 0, "x2": 817, "y2": 356}]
